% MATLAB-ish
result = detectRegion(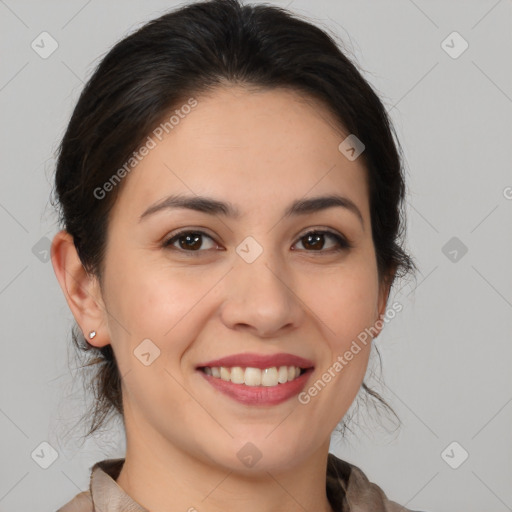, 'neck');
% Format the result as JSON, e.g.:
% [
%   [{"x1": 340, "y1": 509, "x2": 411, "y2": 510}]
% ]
[{"x1": 116, "y1": 426, "x2": 334, "y2": 512}]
